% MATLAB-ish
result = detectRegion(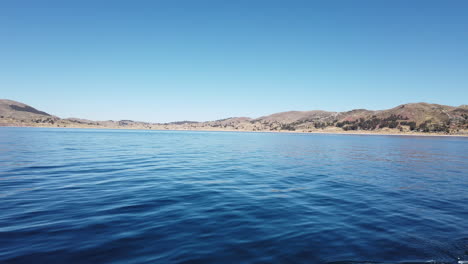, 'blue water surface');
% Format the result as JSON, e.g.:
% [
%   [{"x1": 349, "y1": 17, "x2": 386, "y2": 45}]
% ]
[{"x1": 0, "y1": 127, "x2": 467, "y2": 263}]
